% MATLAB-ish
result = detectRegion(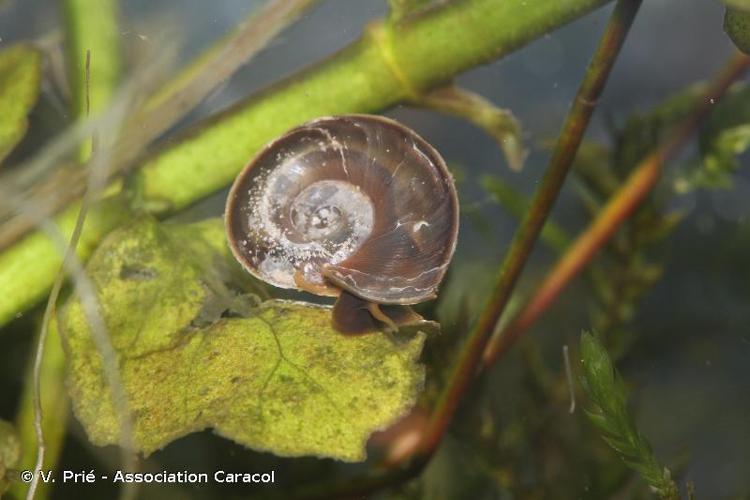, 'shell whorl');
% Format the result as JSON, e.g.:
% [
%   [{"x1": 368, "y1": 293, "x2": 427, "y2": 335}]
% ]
[{"x1": 225, "y1": 114, "x2": 459, "y2": 305}]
